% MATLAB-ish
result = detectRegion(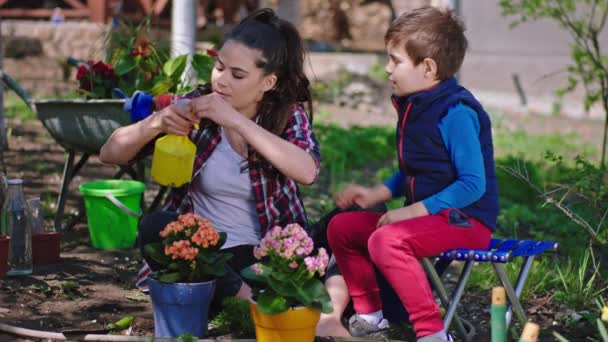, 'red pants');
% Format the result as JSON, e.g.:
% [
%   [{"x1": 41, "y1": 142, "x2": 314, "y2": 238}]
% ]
[{"x1": 327, "y1": 209, "x2": 491, "y2": 337}]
